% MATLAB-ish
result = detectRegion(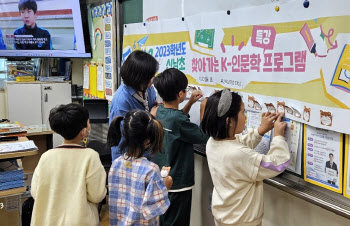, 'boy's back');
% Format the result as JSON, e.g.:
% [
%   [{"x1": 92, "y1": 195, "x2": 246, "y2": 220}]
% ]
[
  {"x1": 31, "y1": 146, "x2": 106, "y2": 226},
  {"x1": 152, "y1": 105, "x2": 207, "y2": 190}
]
